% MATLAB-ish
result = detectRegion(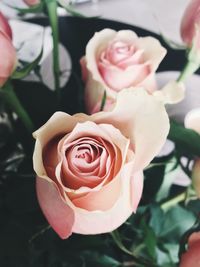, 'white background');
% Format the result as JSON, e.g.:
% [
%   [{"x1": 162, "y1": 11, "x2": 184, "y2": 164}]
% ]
[{"x1": 0, "y1": 0, "x2": 191, "y2": 42}]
